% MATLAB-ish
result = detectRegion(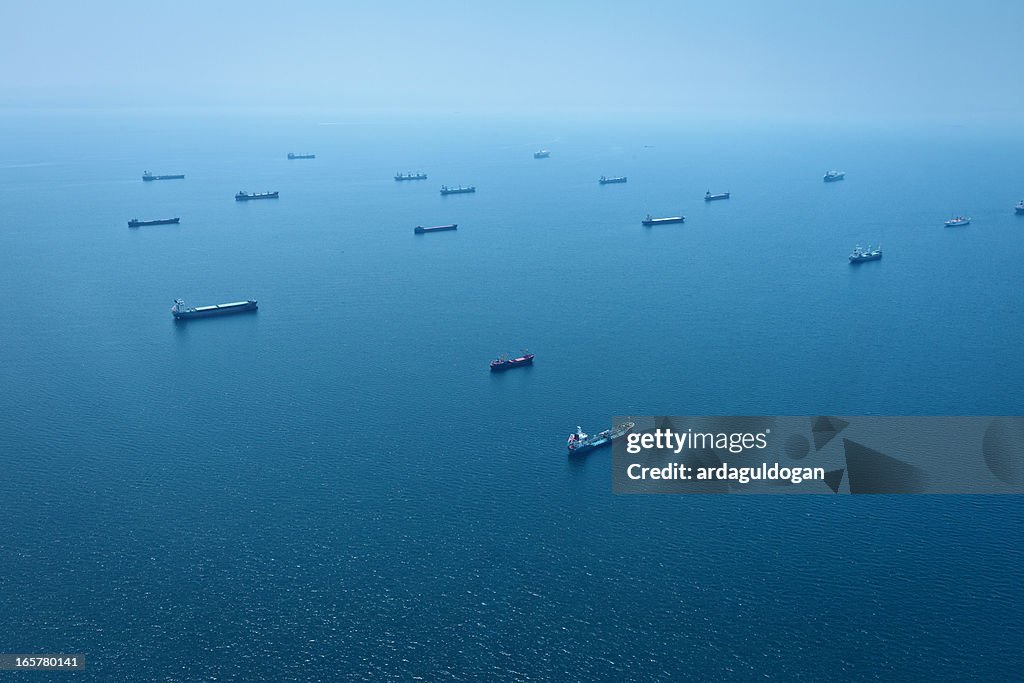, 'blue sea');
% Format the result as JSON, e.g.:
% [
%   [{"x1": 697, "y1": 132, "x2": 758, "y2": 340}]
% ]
[{"x1": 0, "y1": 109, "x2": 1022, "y2": 681}]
